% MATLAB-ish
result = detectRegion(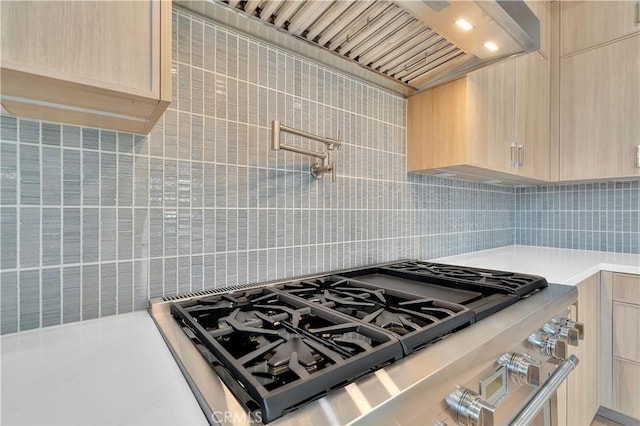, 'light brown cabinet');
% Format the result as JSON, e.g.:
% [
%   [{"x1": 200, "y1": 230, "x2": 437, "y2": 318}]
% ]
[
  {"x1": 559, "y1": 33, "x2": 640, "y2": 181},
  {"x1": 407, "y1": 51, "x2": 550, "y2": 184},
  {"x1": 407, "y1": 0, "x2": 551, "y2": 184},
  {"x1": 0, "y1": 0, "x2": 171, "y2": 134},
  {"x1": 600, "y1": 272, "x2": 640, "y2": 421},
  {"x1": 560, "y1": 0, "x2": 640, "y2": 56},
  {"x1": 565, "y1": 273, "x2": 599, "y2": 426}
]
